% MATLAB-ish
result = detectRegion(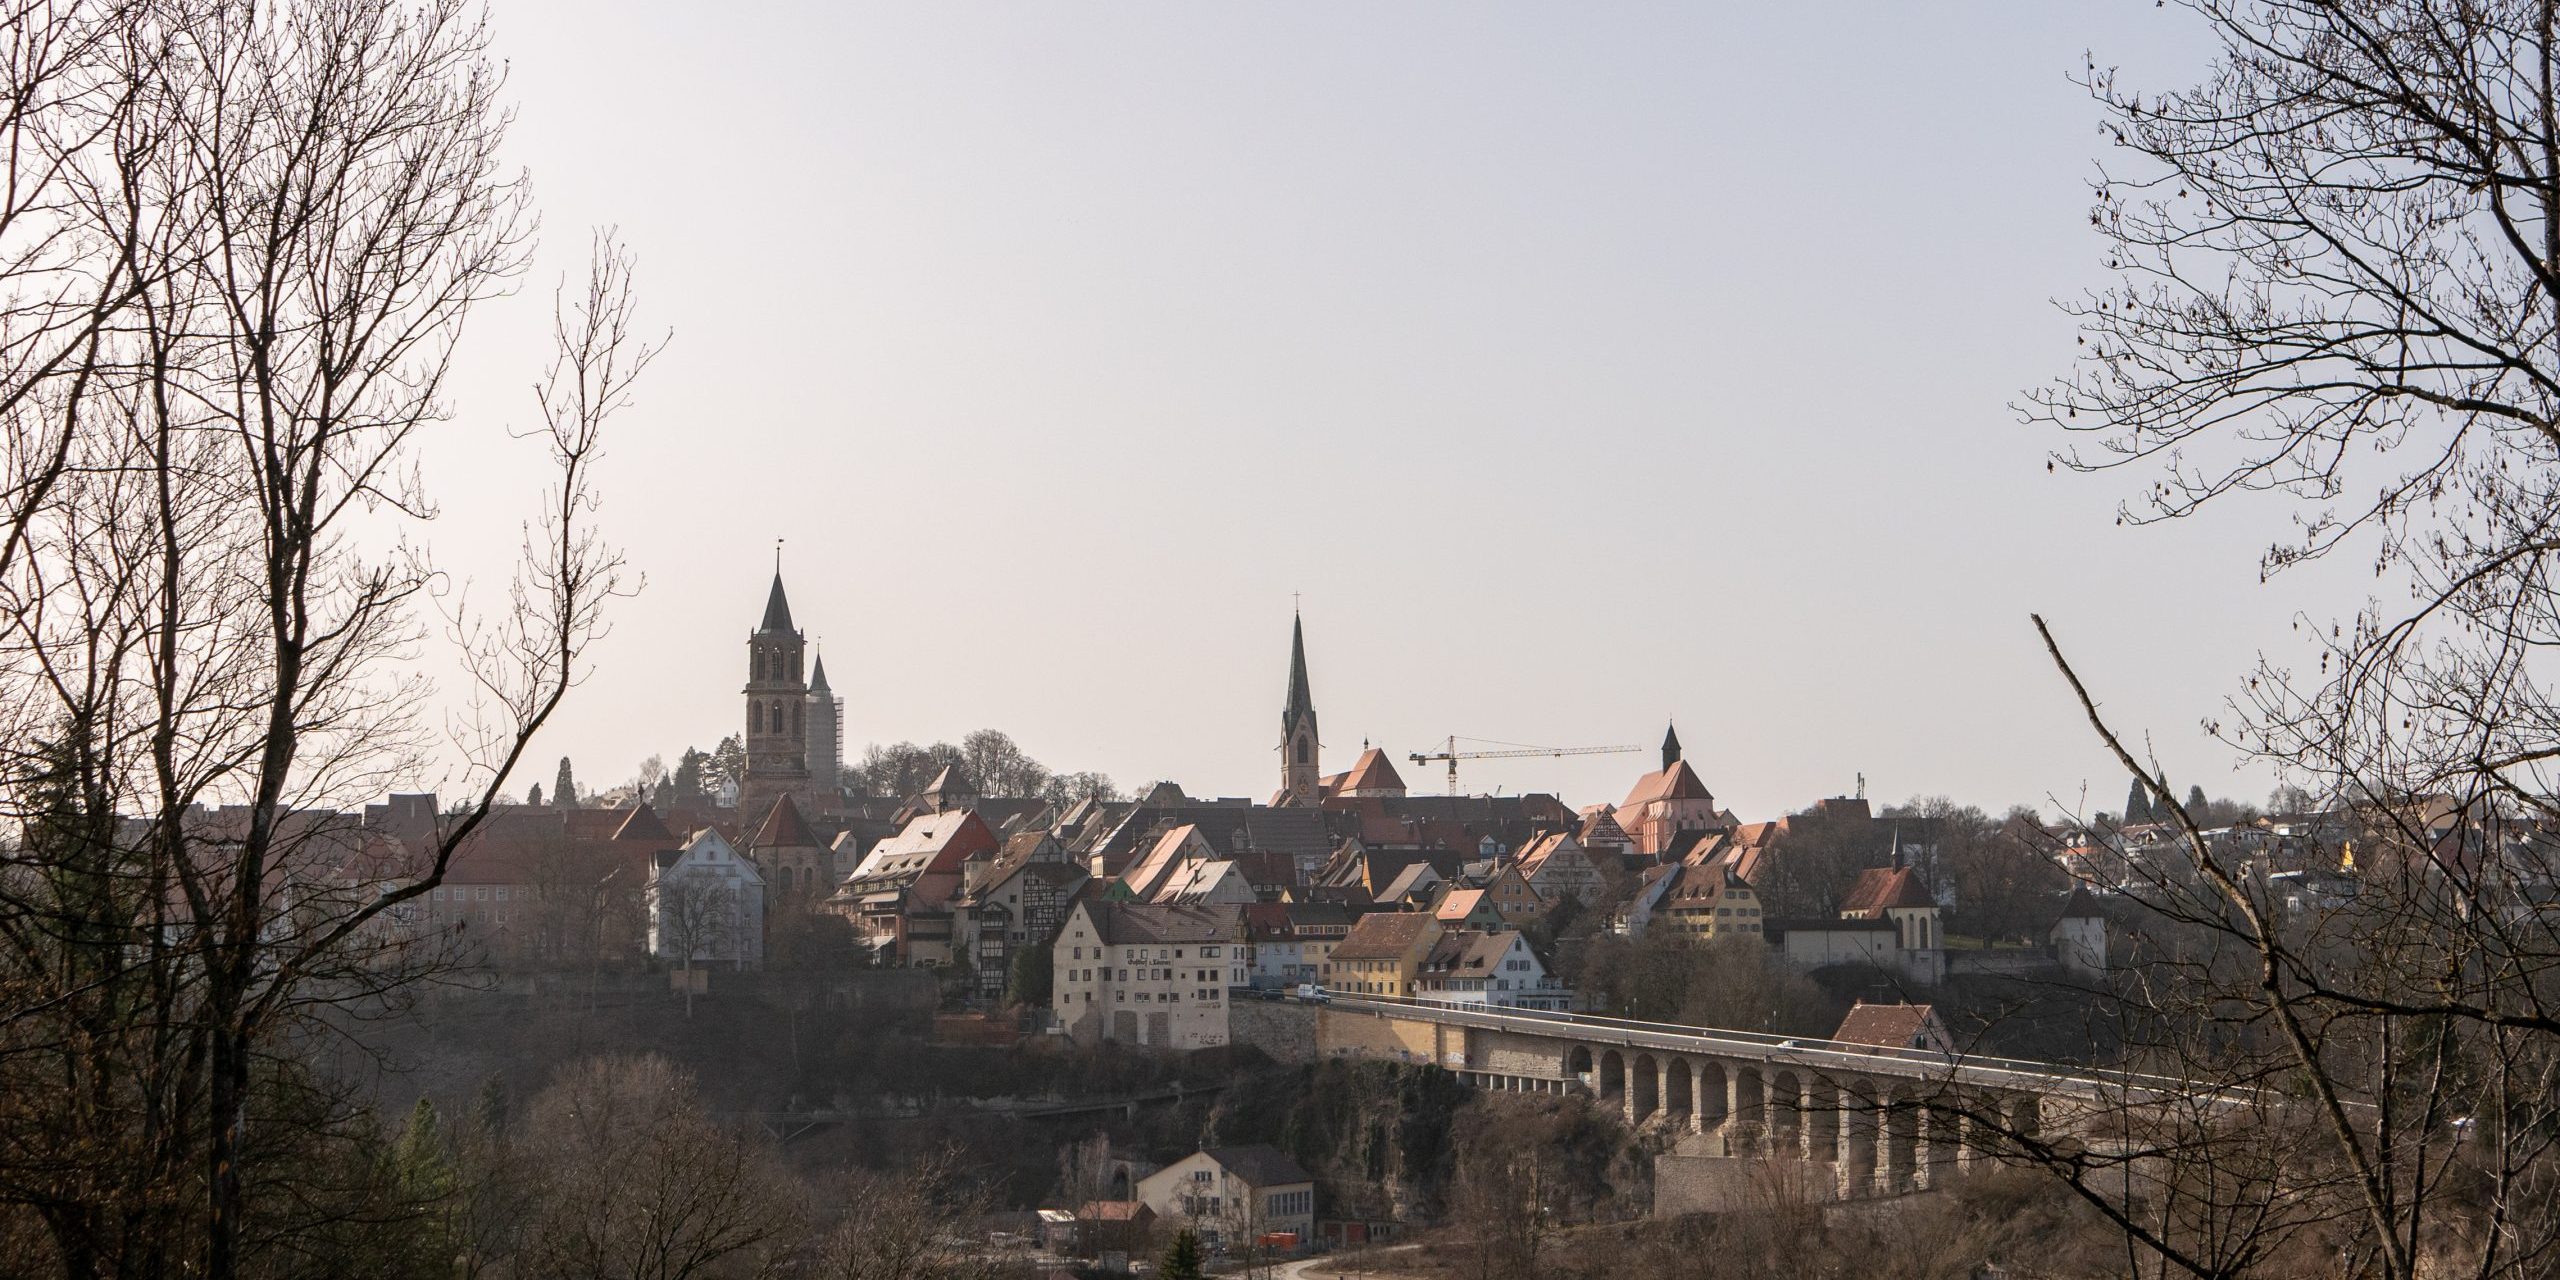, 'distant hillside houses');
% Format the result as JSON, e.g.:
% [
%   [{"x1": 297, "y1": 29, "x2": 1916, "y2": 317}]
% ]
[{"x1": 286, "y1": 584, "x2": 2301, "y2": 1033}]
